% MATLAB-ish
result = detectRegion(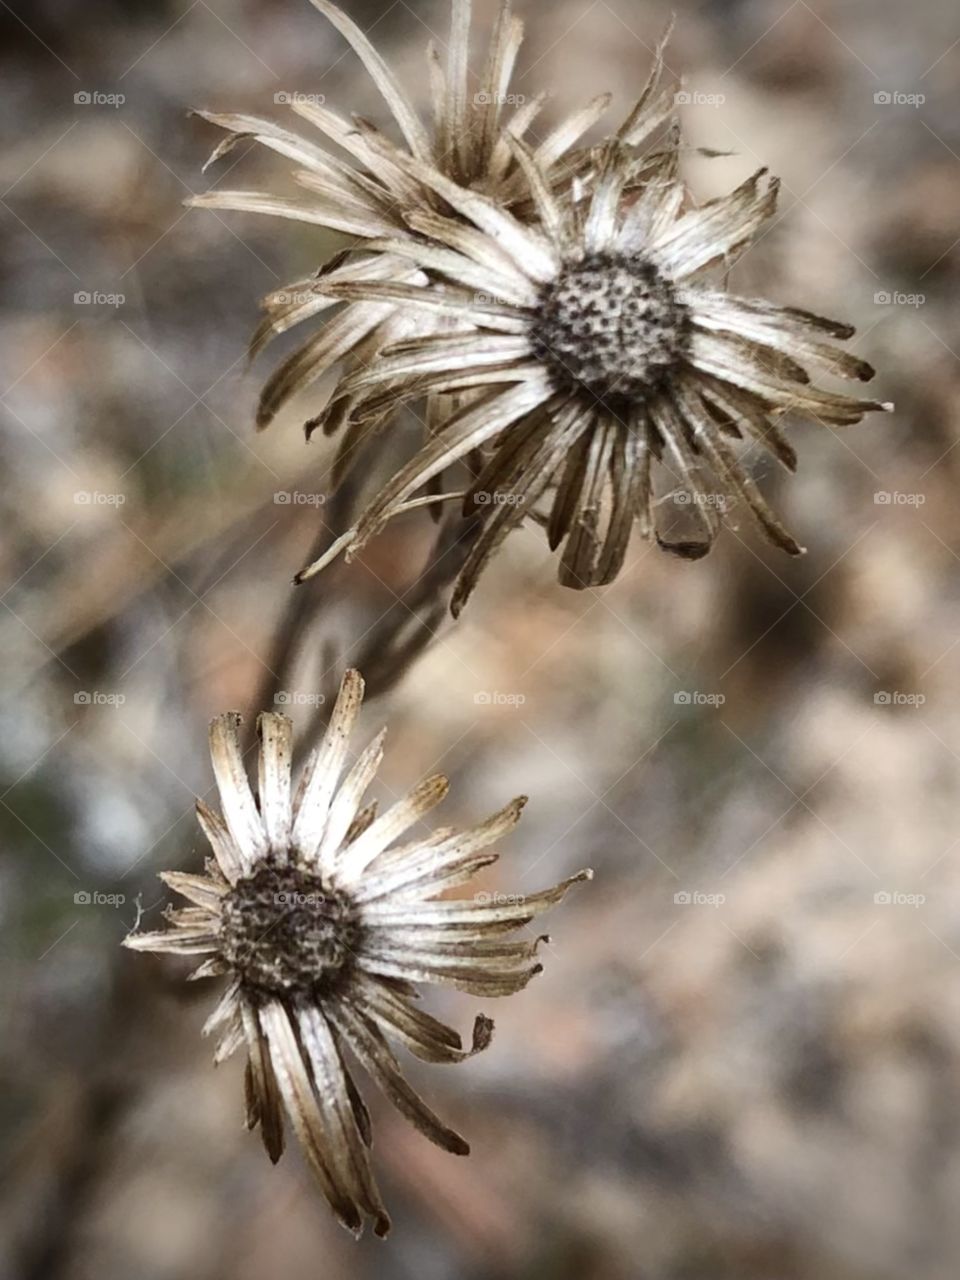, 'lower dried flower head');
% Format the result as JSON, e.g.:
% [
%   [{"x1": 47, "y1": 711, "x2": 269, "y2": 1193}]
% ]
[{"x1": 123, "y1": 669, "x2": 591, "y2": 1237}]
